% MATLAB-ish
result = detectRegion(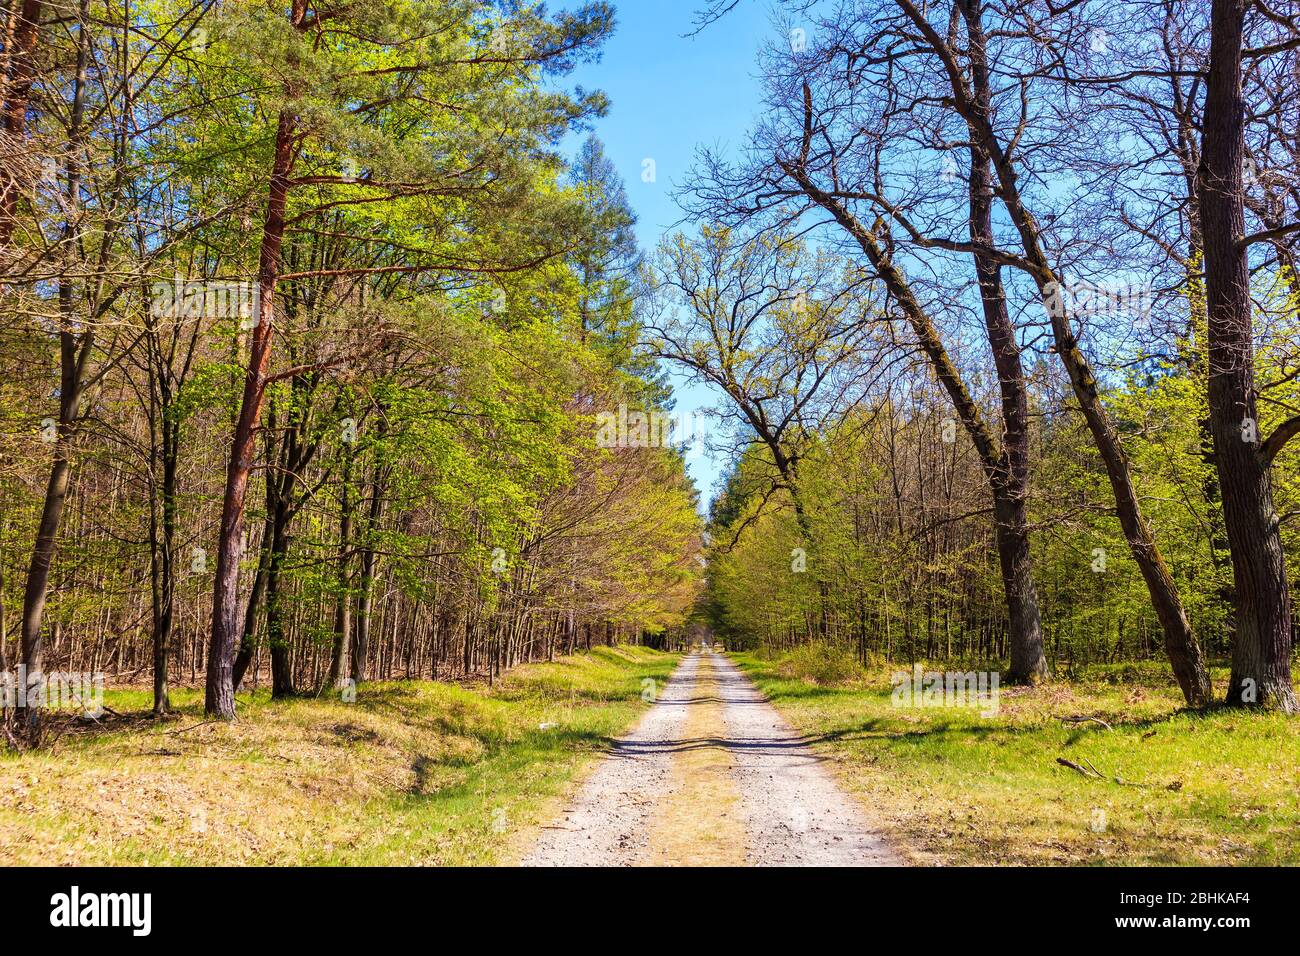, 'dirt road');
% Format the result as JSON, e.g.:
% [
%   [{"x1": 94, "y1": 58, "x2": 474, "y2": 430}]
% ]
[{"x1": 522, "y1": 649, "x2": 901, "y2": 866}]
